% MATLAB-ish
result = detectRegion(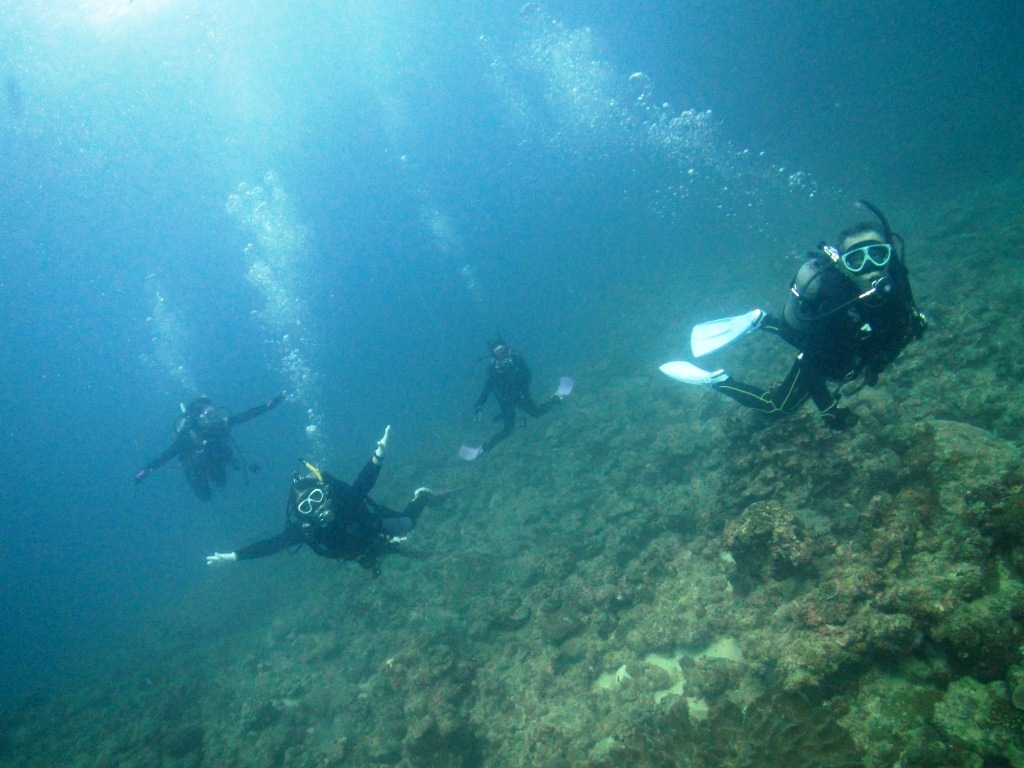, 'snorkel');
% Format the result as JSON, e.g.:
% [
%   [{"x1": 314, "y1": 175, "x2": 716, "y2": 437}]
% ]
[
  {"x1": 857, "y1": 199, "x2": 908, "y2": 272},
  {"x1": 300, "y1": 458, "x2": 324, "y2": 483},
  {"x1": 857, "y1": 199, "x2": 893, "y2": 243}
]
